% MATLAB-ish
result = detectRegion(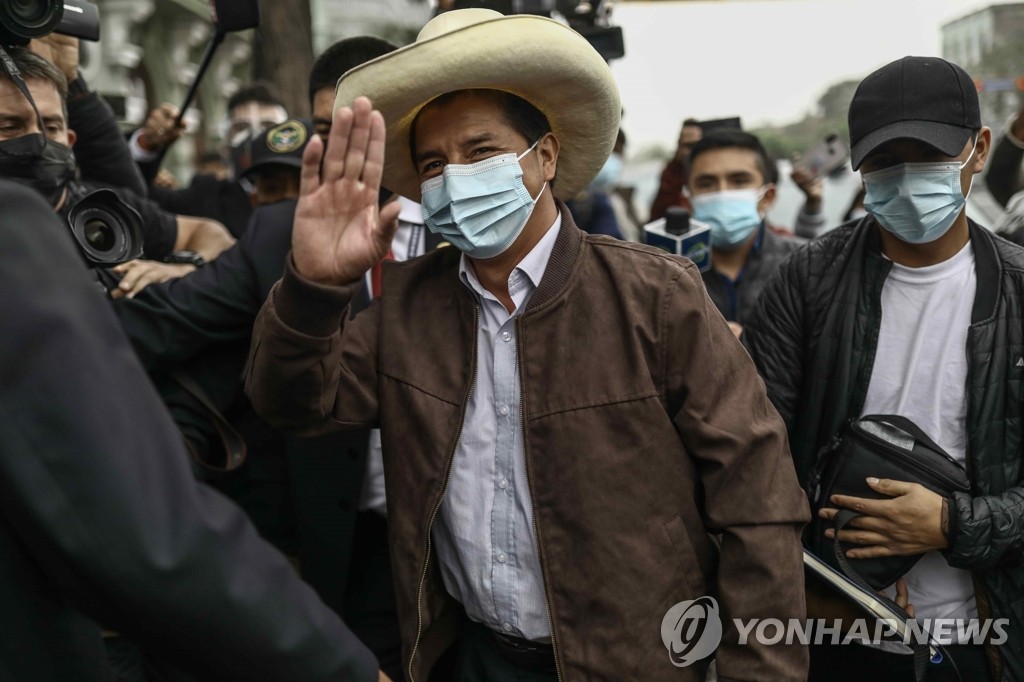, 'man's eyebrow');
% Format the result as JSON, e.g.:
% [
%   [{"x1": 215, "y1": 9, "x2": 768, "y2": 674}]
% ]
[
  {"x1": 460, "y1": 132, "x2": 496, "y2": 149},
  {"x1": 414, "y1": 132, "x2": 501, "y2": 166},
  {"x1": 41, "y1": 114, "x2": 65, "y2": 126}
]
